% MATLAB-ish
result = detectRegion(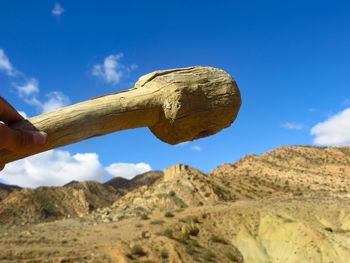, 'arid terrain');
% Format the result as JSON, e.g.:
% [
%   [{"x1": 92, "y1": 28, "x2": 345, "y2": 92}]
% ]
[{"x1": 1, "y1": 146, "x2": 350, "y2": 262}]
